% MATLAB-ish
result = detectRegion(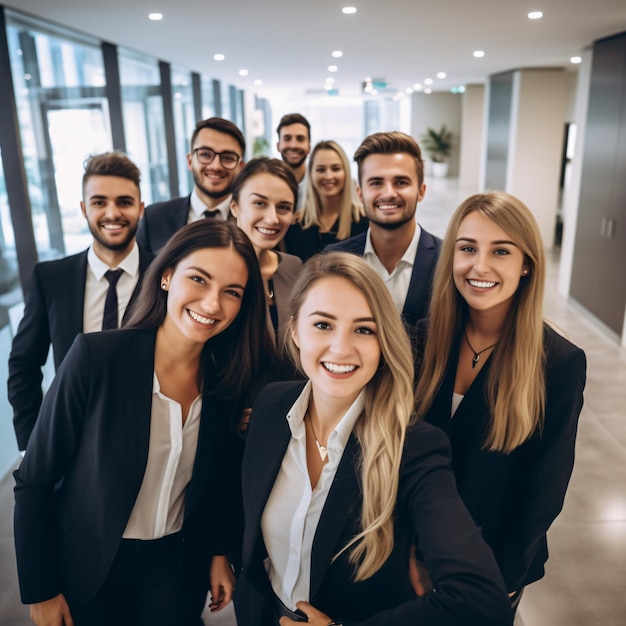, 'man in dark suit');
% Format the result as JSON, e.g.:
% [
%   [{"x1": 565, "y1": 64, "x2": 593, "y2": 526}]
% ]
[
  {"x1": 325, "y1": 131, "x2": 441, "y2": 326},
  {"x1": 136, "y1": 117, "x2": 246, "y2": 253},
  {"x1": 8, "y1": 152, "x2": 153, "y2": 451}
]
